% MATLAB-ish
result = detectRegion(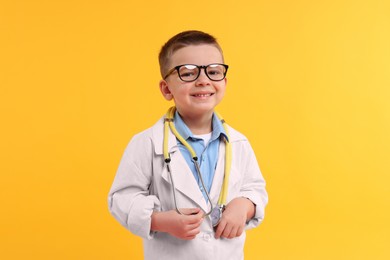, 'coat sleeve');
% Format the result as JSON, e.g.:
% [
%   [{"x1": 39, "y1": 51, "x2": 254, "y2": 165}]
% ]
[
  {"x1": 108, "y1": 131, "x2": 161, "y2": 239},
  {"x1": 238, "y1": 140, "x2": 268, "y2": 230}
]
